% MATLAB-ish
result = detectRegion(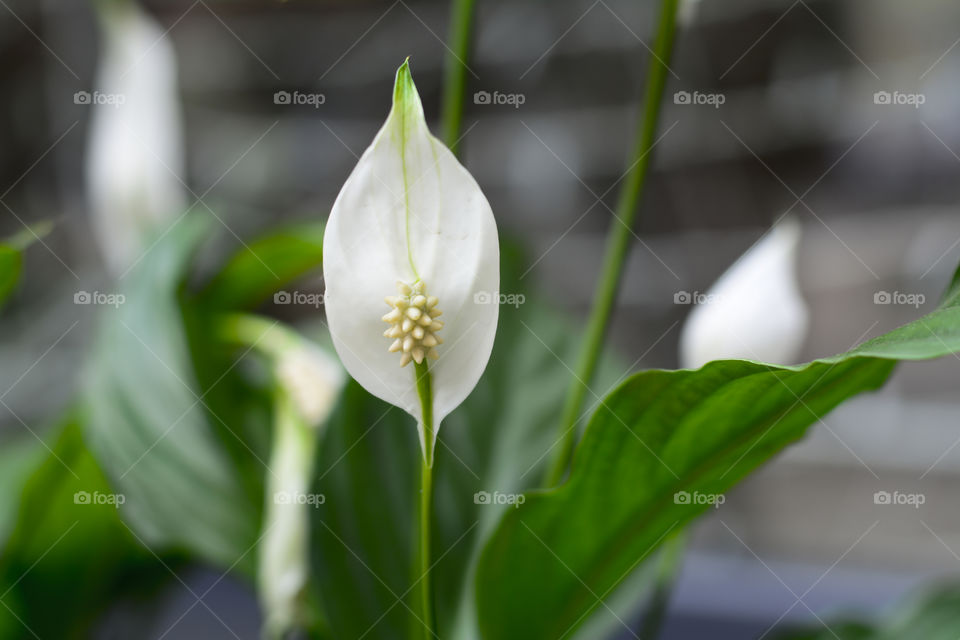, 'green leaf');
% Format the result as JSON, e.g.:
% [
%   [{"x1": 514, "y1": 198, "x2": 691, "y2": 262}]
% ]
[
  {"x1": 0, "y1": 221, "x2": 51, "y2": 310},
  {"x1": 475, "y1": 267, "x2": 960, "y2": 639},
  {"x1": 0, "y1": 246, "x2": 21, "y2": 310},
  {"x1": 0, "y1": 437, "x2": 47, "y2": 547},
  {"x1": 0, "y1": 417, "x2": 165, "y2": 640},
  {"x1": 83, "y1": 214, "x2": 259, "y2": 571},
  {"x1": 310, "y1": 380, "x2": 419, "y2": 640},
  {"x1": 200, "y1": 222, "x2": 325, "y2": 310}
]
